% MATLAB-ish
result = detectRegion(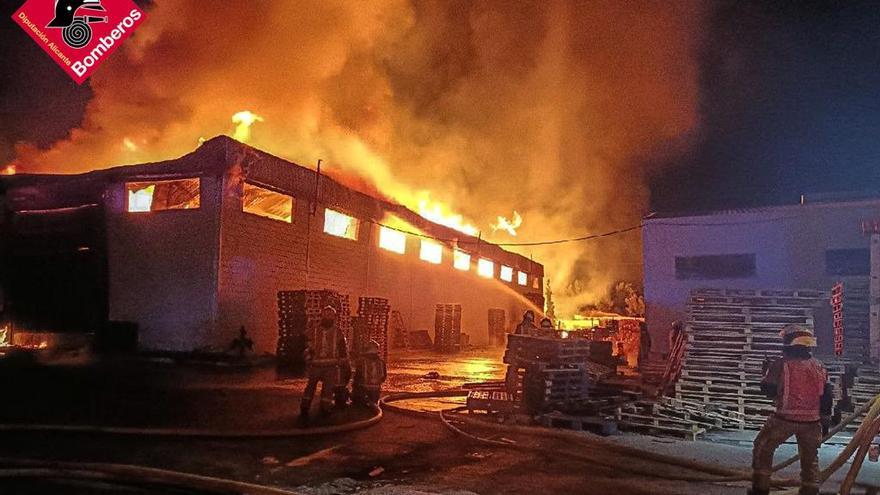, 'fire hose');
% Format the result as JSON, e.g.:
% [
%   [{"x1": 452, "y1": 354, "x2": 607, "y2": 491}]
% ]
[
  {"x1": 380, "y1": 390, "x2": 880, "y2": 492},
  {"x1": 0, "y1": 406, "x2": 382, "y2": 438},
  {"x1": 0, "y1": 407, "x2": 384, "y2": 494},
  {"x1": 0, "y1": 389, "x2": 876, "y2": 493},
  {"x1": 0, "y1": 457, "x2": 305, "y2": 495}
]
